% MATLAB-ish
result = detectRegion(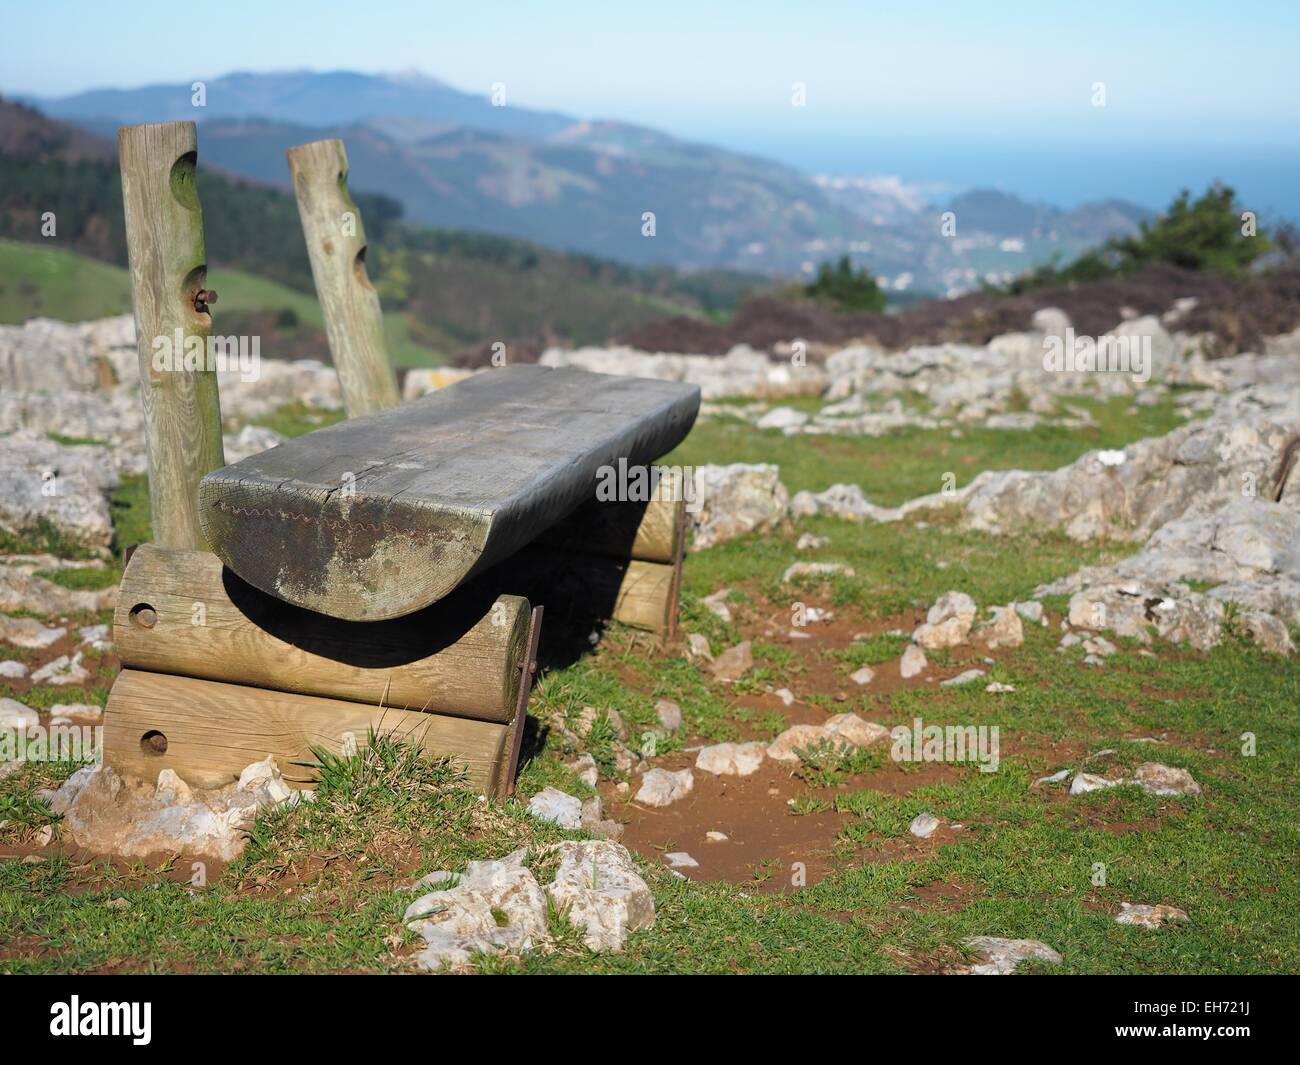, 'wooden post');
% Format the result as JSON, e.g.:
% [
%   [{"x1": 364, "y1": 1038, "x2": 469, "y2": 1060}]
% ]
[
  {"x1": 287, "y1": 139, "x2": 400, "y2": 417},
  {"x1": 118, "y1": 121, "x2": 225, "y2": 549}
]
